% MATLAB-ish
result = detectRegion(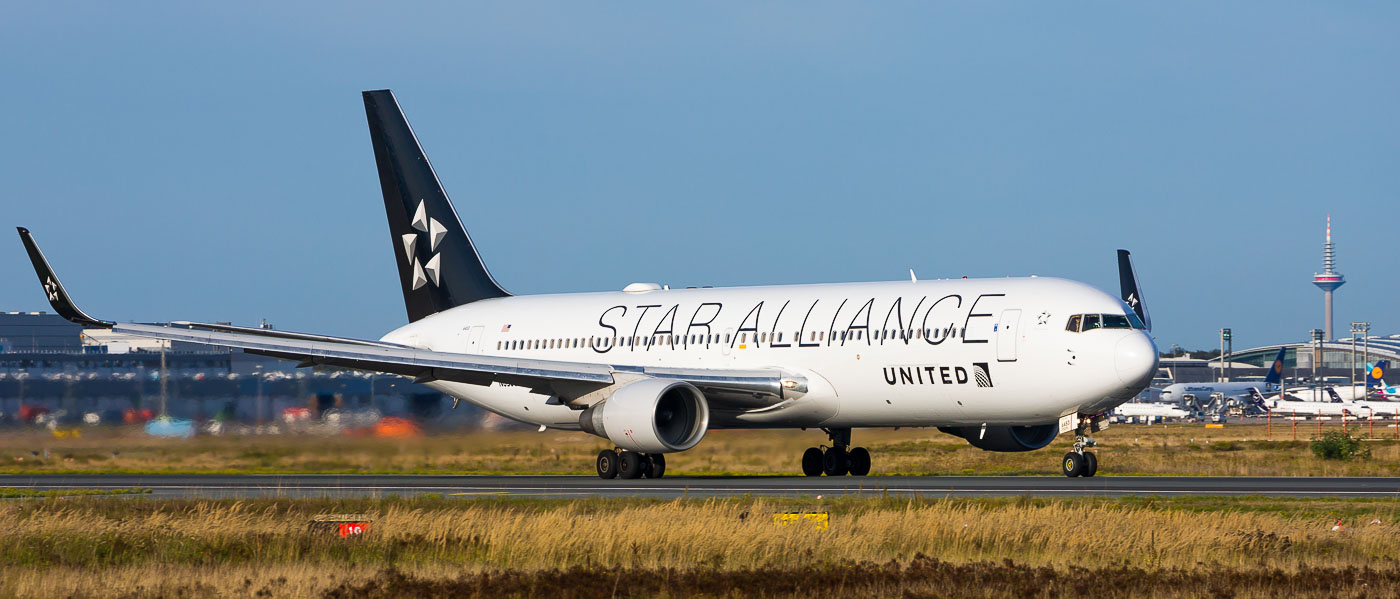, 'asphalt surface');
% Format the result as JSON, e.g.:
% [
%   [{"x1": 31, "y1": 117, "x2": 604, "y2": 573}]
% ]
[{"x1": 5, "y1": 474, "x2": 1400, "y2": 499}]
